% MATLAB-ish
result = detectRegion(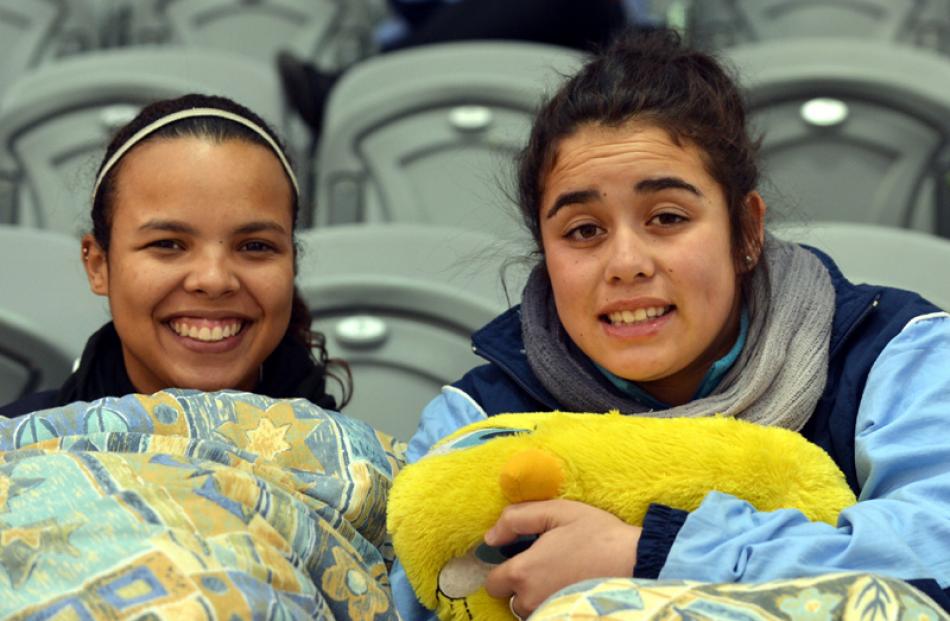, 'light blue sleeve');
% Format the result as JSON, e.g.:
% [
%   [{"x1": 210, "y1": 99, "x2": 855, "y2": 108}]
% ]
[
  {"x1": 405, "y1": 385, "x2": 488, "y2": 463},
  {"x1": 392, "y1": 386, "x2": 488, "y2": 621},
  {"x1": 659, "y1": 313, "x2": 950, "y2": 588}
]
